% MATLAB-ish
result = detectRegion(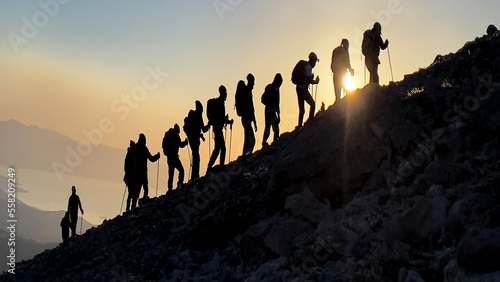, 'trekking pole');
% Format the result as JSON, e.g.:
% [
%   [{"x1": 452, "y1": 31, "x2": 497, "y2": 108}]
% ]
[
  {"x1": 119, "y1": 184, "x2": 127, "y2": 215},
  {"x1": 187, "y1": 142, "x2": 192, "y2": 180},
  {"x1": 229, "y1": 123, "x2": 233, "y2": 162},
  {"x1": 314, "y1": 83, "x2": 319, "y2": 104},
  {"x1": 387, "y1": 45, "x2": 394, "y2": 82},
  {"x1": 80, "y1": 214, "x2": 83, "y2": 235},
  {"x1": 208, "y1": 129, "x2": 211, "y2": 159},
  {"x1": 224, "y1": 125, "x2": 227, "y2": 144},
  {"x1": 312, "y1": 84, "x2": 316, "y2": 104},
  {"x1": 155, "y1": 161, "x2": 159, "y2": 197},
  {"x1": 364, "y1": 65, "x2": 367, "y2": 85}
]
